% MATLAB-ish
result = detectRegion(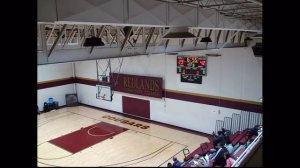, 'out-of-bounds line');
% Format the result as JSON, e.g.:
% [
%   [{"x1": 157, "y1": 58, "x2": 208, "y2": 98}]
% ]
[
  {"x1": 38, "y1": 142, "x2": 173, "y2": 167},
  {"x1": 37, "y1": 110, "x2": 73, "y2": 120},
  {"x1": 67, "y1": 110, "x2": 189, "y2": 148},
  {"x1": 38, "y1": 113, "x2": 75, "y2": 127},
  {"x1": 136, "y1": 130, "x2": 188, "y2": 148},
  {"x1": 37, "y1": 161, "x2": 59, "y2": 167},
  {"x1": 120, "y1": 142, "x2": 176, "y2": 167},
  {"x1": 38, "y1": 154, "x2": 74, "y2": 160},
  {"x1": 38, "y1": 141, "x2": 74, "y2": 160},
  {"x1": 97, "y1": 141, "x2": 174, "y2": 167},
  {"x1": 158, "y1": 146, "x2": 189, "y2": 167}
]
